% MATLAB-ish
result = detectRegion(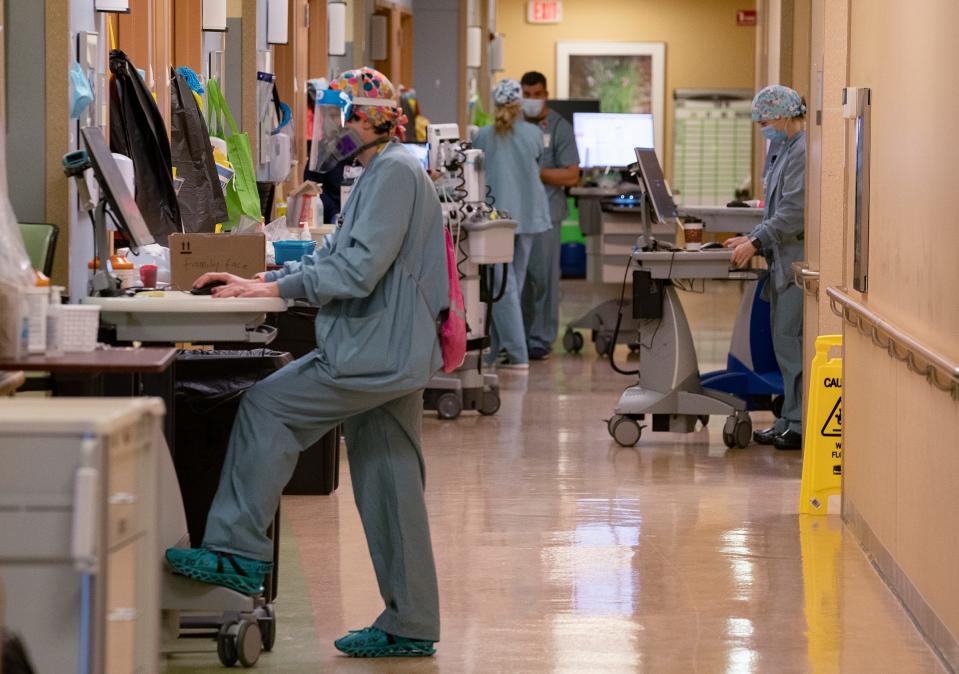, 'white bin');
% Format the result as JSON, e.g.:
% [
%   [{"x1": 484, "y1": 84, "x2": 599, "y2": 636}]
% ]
[{"x1": 462, "y1": 218, "x2": 518, "y2": 264}]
